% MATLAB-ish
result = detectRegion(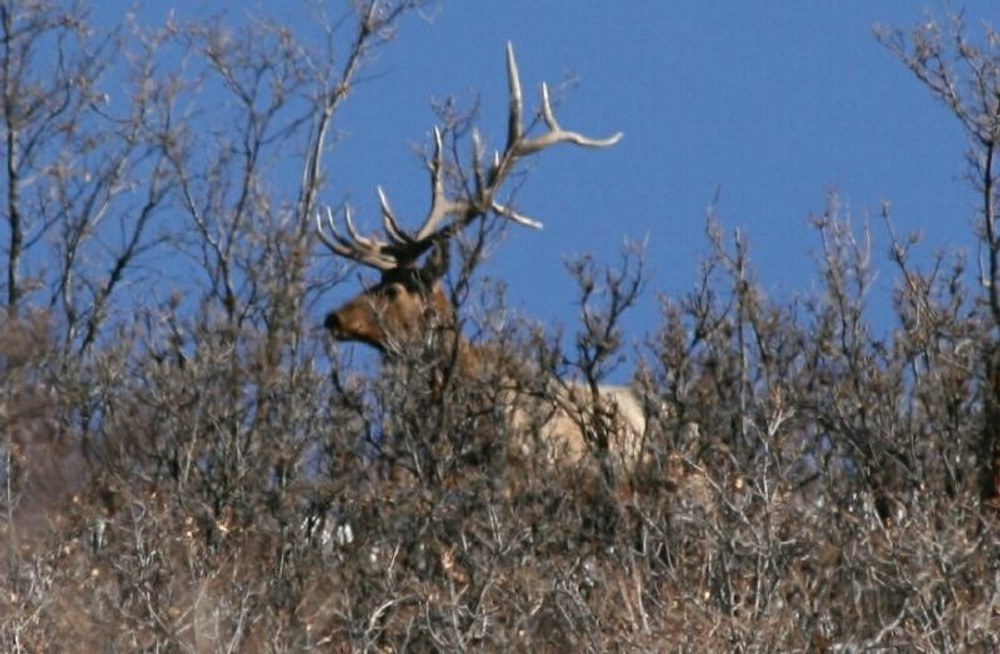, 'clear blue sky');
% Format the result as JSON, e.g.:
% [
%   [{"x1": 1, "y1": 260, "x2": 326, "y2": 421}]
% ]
[{"x1": 108, "y1": 1, "x2": 997, "y2": 358}]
